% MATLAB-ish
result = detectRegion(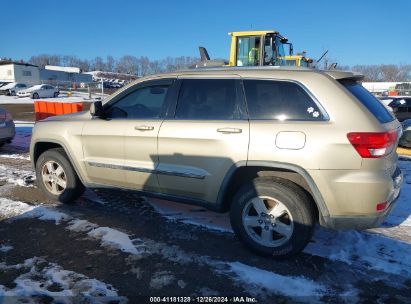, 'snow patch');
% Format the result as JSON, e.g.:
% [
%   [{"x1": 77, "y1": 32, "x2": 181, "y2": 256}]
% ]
[
  {"x1": 0, "y1": 257, "x2": 126, "y2": 303},
  {"x1": 87, "y1": 227, "x2": 141, "y2": 255},
  {"x1": 0, "y1": 198, "x2": 36, "y2": 219},
  {"x1": 0, "y1": 164, "x2": 35, "y2": 187},
  {"x1": 306, "y1": 229, "x2": 411, "y2": 277},
  {"x1": 227, "y1": 261, "x2": 326, "y2": 298},
  {"x1": 0, "y1": 154, "x2": 30, "y2": 161},
  {"x1": 0, "y1": 244, "x2": 13, "y2": 252},
  {"x1": 67, "y1": 219, "x2": 98, "y2": 232},
  {"x1": 147, "y1": 197, "x2": 233, "y2": 233},
  {"x1": 149, "y1": 271, "x2": 175, "y2": 290},
  {"x1": 0, "y1": 198, "x2": 69, "y2": 224}
]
